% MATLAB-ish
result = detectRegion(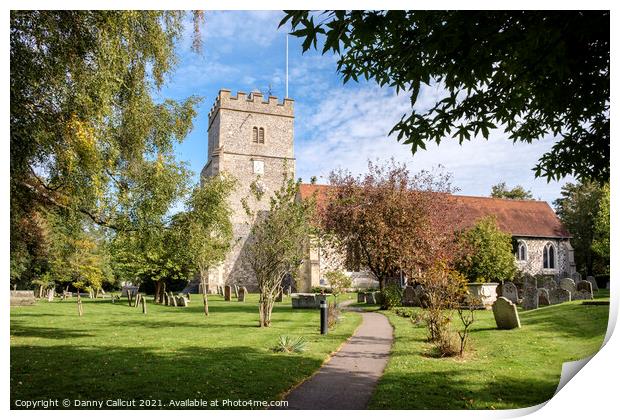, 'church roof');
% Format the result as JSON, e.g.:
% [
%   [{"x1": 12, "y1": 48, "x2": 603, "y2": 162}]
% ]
[{"x1": 298, "y1": 183, "x2": 571, "y2": 239}]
